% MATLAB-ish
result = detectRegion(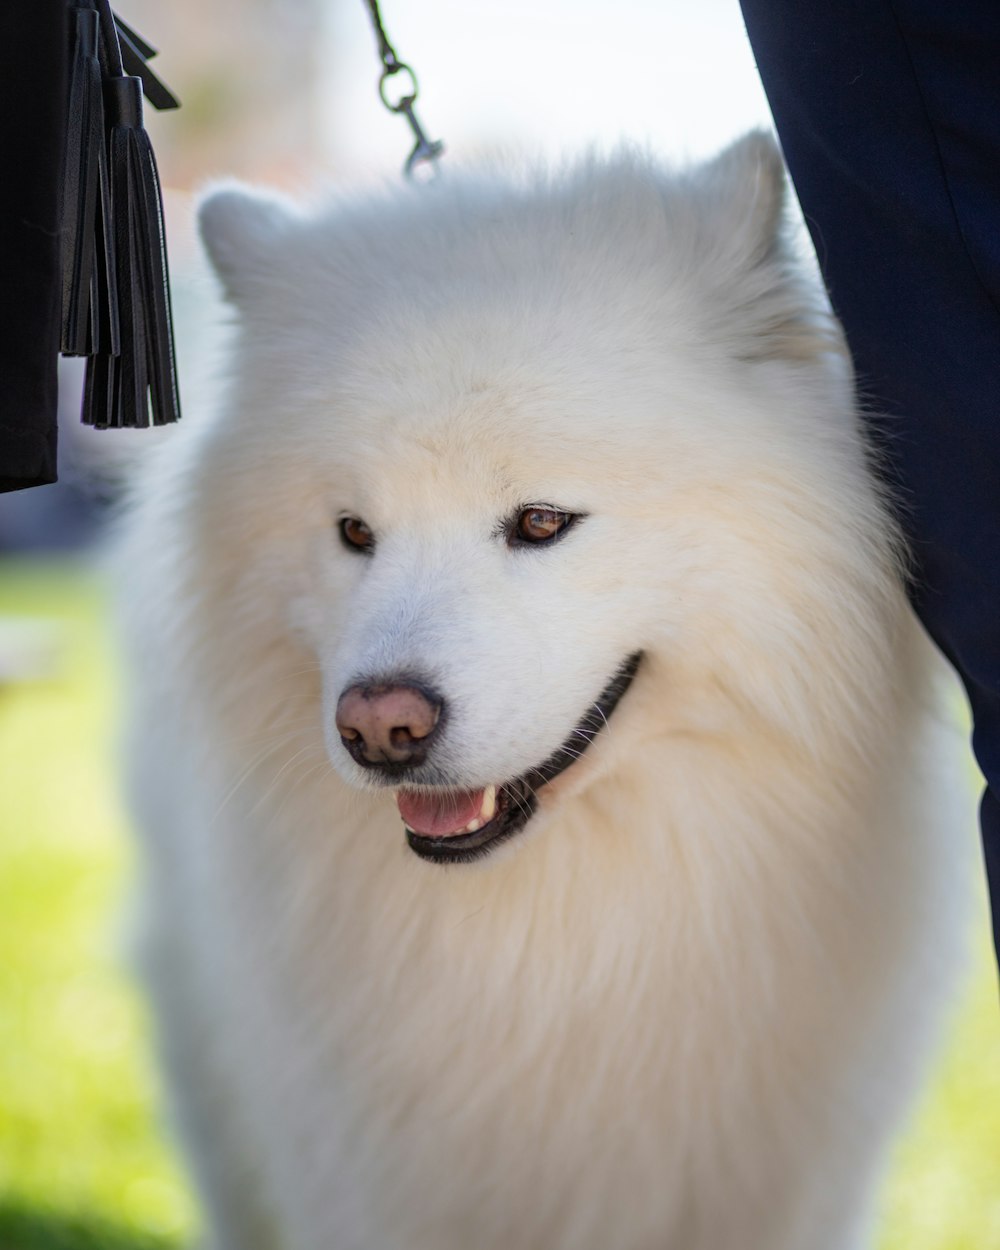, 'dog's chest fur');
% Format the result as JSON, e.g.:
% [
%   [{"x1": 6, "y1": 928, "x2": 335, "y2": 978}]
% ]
[{"x1": 139, "y1": 686, "x2": 951, "y2": 1250}]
